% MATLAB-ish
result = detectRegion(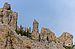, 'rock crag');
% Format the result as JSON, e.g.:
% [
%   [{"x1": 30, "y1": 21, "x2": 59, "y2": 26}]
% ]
[{"x1": 0, "y1": 3, "x2": 73, "y2": 49}]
